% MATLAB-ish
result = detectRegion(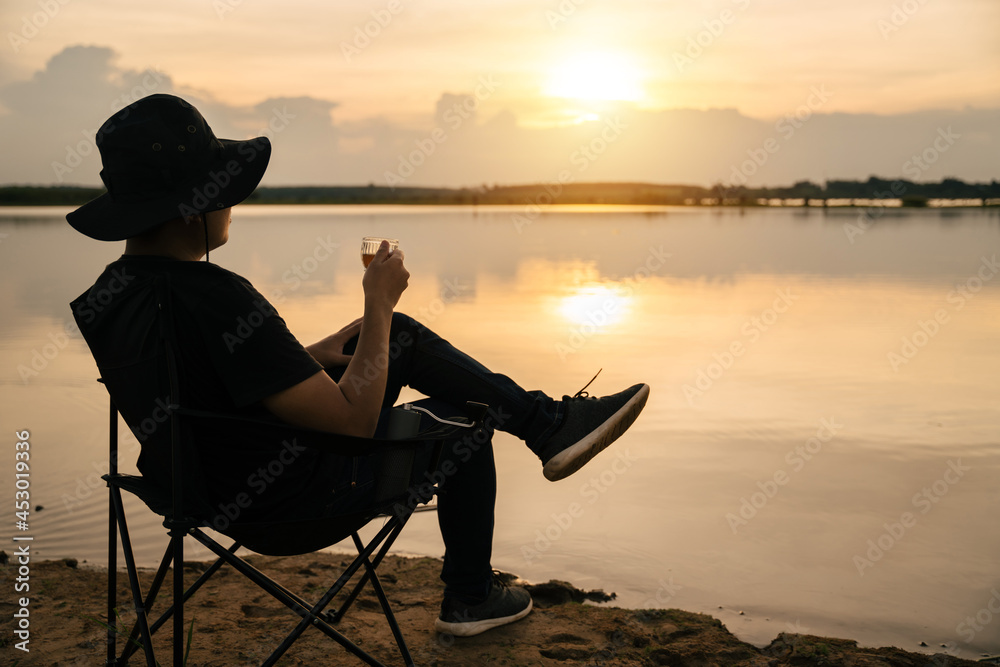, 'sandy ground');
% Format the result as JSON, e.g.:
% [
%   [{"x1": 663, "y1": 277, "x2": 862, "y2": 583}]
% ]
[{"x1": 0, "y1": 553, "x2": 988, "y2": 666}]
